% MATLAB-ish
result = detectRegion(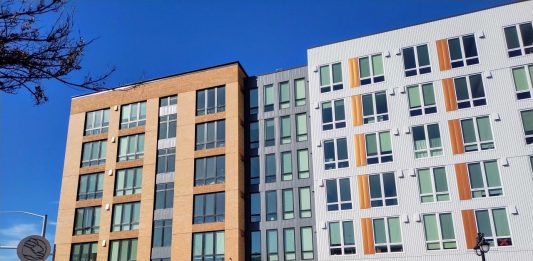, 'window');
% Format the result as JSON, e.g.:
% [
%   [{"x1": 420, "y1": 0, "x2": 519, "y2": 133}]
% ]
[
  {"x1": 158, "y1": 114, "x2": 177, "y2": 140},
  {"x1": 448, "y1": 34, "x2": 479, "y2": 68},
  {"x1": 193, "y1": 192, "x2": 225, "y2": 224},
  {"x1": 250, "y1": 193, "x2": 260, "y2": 222},
  {"x1": 366, "y1": 131, "x2": 393, "y2": 164},
  {"x1": 118, "y1": 134, "x2": 145, "y2": 161},
  {"x1": 297, "y1": 149, "x2": 309, "y2": 179},
  {"x1": 412, "y1": 123, "x2": 443, "y2": 159},
  {"x1": 265, "y1": 154, "x2": 276, "y2": 183},
  {"x1": 294, "y1": 78, "x2": 306, "y2": 106},
  {"x1": 77, "y1": 173, "x2": 104, "y2": 200},
  {"x1": 460, "y1": 116, "x2": 494, "y2": 152},
  {"x1": 156, "y1": 148, "x2": 175, "y2": 174},
  {"x1": 328, "y1": 221, "x2": 356, "y2": 255},
  {"x1": 530, "y1": 156, "x2": 533, "y2": 172},
  {"x1": 192, "y1": 231, "x2": 225, "y2": 261},
  {"x1": 155, "y1": 183, "x2": 174, "y2": 209},
  {"x1": 359, "y1": 54, "x2": 384, "y2": 85},
  {"x1": 319, "y1": 62, "x2": 343, "y2": 93},
  {"x1": 112, "y1": 202, "x2": 140, "y2": 231},
  {"x1": 512, "y1": 65, "x2": 533, "y2": 100},
  {"x1": 521, "y1": 109, "x2": 533, "y2": 144},
  {"x1": 296, "y1": 113, "x2": 308, "y2": 141},
  {"x1": 266, "y1": 191, "x2": 277, "y2": 221},
  {"x1": 264, "y1": 119, "x2": 275, "y2": 147},
  {"x1": 402, "y1": 44, "x2": 431, "y2": 77},
  {"x1": 159, "y1": 95, "x2": 177, "y2": 108},
  {"x1": 115, "y1": 167, "x2": 142, "y2": 196},
  {"x1": 280, "y1": 116, "x2": 291, "y2": 144},
  {"x1": 250, "y1": 88, "x2": 258, "y2": 115},
  {"x1": 369, "y1": 172, "x2": 398, "y2": 207},
  {"x1": 454, "y1": 74, "x2": 486, "y2": 109},
  {"x1": 264, "y1": 84, "x2": 274, "y2": 112},
  {"x1": 417, "y1": 167, "x2": 449, "y2": 203},
  {"x1": 321, "y1": 99, "x2": 346, "y2": 130},
  {"x1": 84, "y1": 109, "x2": 109, "y2": 136},
  {"x1": 423, "y1": 213, "x2": 457, "y2": 250},
  {"x1": 251, "y1": 231, "x2": 261, "y2": 261},
  {"x1": 266, "y1": 230, "x2": 278, "y2": 261},
  {"x1": 362, "y1": 91, "x2": 388, "y2": 124},
  {"x1": 279, "y1": 81, "x2": 290, "y2": 109},
  {"x1": 323, "y1": 138, "x2": 349, "y2": 170},
  {"x1": 120, "y1": 101, "x2": 146, "y2": 129},
  {"x1": 283, "y1": 228, "x2": 296, "y2": 261},
  {"x1": 300, "y1": 227, "x2": 314, "y2": 259},
  {"x1": 152, "y1": 219, "x2": 172, "y2": 247},
  {"x1": 196, "y1": 86, "x2": 225, "y2": 115},
  {"x1": 109, "y1": 239, "x2": 137, "y2": 261},
  {"x1": 71, "y1": 242, "x2": 97, "y2": 261},
  {"x1": 282, "y1": 189, "x2": 294, "y2": 220},
  {"x1": 194, "y1": 155, "x2": 225, "y2": 186},
  {"x1": 81, "y1": 140, "x2": 106, "y2": 167},
  {"x1": 373, "y1": 217, "x2": 403, "y2": 253},
  {"x1": 250, "y1": 156, "x2": 259, "y2": 185},
  {"x1": 74, "y1": 207, "x2": 100, "y2": 235},
  {"x1": 326, "y1": 178, "x2": 352, "y2": 211},
  {"x1": 407, "y1": 83, "x2": 437, "y2": 116},
  {"x1": 299, "y1": 187, "x2": 312, "y2": 218},
  {"x1": 475, "y1": 208, "x2": 512, "y2": 246},
  {"x1": 195, "y1": 120, "x2": 225, "y2": 150},
  {"x1": 250, "y1": 121, "x2": 259, "y2": 149},
  {"x1": 468, "y1": 160, "x2": 503, "y2": 198},
  {"x1": 281, "y1": 152, "x2": 292, "y2": 181},
  {"x1": 504, "y1": 22, "x2": 533, "y2": 57}
]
